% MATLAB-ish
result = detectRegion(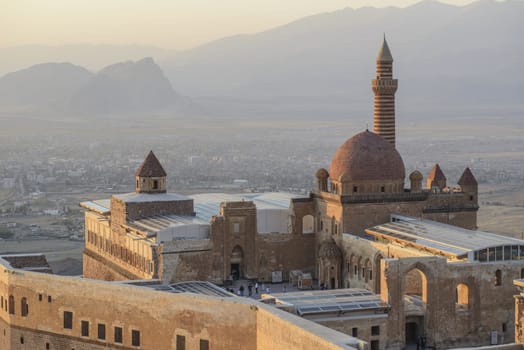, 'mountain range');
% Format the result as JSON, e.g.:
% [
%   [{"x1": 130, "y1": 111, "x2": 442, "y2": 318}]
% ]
[
  {"x1": 0, "y1": 0, "x2": 522, "y2": 117},
  {"x1": 0, "y1": 58, "x2": 178, "y2": 114}
]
